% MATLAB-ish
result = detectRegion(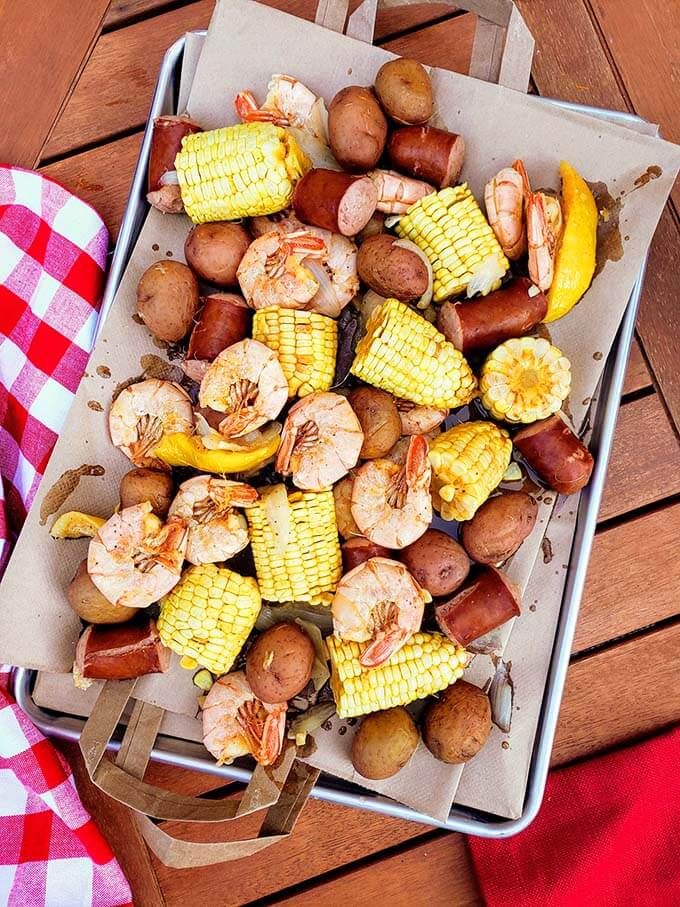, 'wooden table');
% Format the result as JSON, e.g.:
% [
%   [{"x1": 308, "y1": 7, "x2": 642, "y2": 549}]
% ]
[{"x1": 2, "y1": 1, "x2": 679, "y2": 903}]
